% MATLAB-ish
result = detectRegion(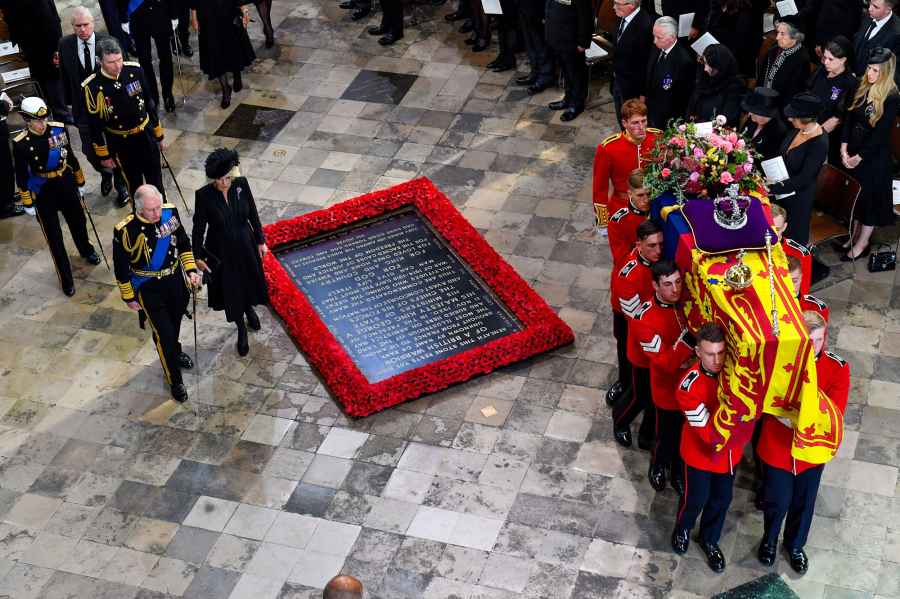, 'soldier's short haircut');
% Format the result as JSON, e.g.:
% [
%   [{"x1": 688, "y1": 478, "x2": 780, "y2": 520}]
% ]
[
  {"x1": 651, "y1": 259, "x2": 679, "y2": 282},
  {"x1": 770, "y1": 203, "x2": 787, "y2": 220},
  {"x1": 621, "y1": 99, "x2": 648, "y2": 122},
  {"x1": 696, "y1": 322, "x2": 725, "y2": 344},
  {"x1": 635, "y1": 220, "x2": 662, "y2": 241},
  {"x1": 134, "y1": 185, "x2": 163, "y2": 212},
  {"x1": 787, "y1": 255, "x2": 802, "y2": 273},
  {"x1": 97, "y1": 37, "x2": 123, "y2": 61},
  {"x1": 802, "y1": 310, "x2": 826, "y2": 332},
  {"x1": 627, "y1": 168, "x2": 645, "y2": 190},
  {"x1": 654, "y1": 16, "x2": 678, "y2": 38}
]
